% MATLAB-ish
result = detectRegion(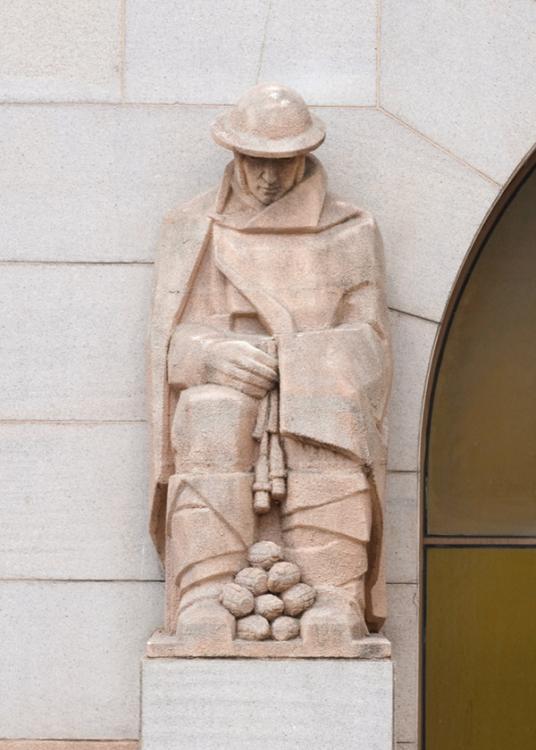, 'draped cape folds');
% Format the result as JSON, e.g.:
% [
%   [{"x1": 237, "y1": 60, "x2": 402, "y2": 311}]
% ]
[{"x1": 148, "y1": 157, "x2": 393, "y2": 629}]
